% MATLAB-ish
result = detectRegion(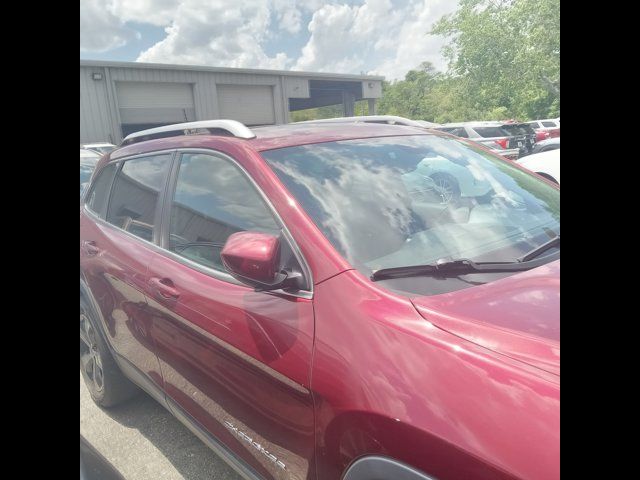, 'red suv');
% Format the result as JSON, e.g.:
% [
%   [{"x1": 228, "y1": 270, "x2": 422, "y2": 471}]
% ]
[{"x1": 80, "y1": 120, "x2": 560, "y2": 480}]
